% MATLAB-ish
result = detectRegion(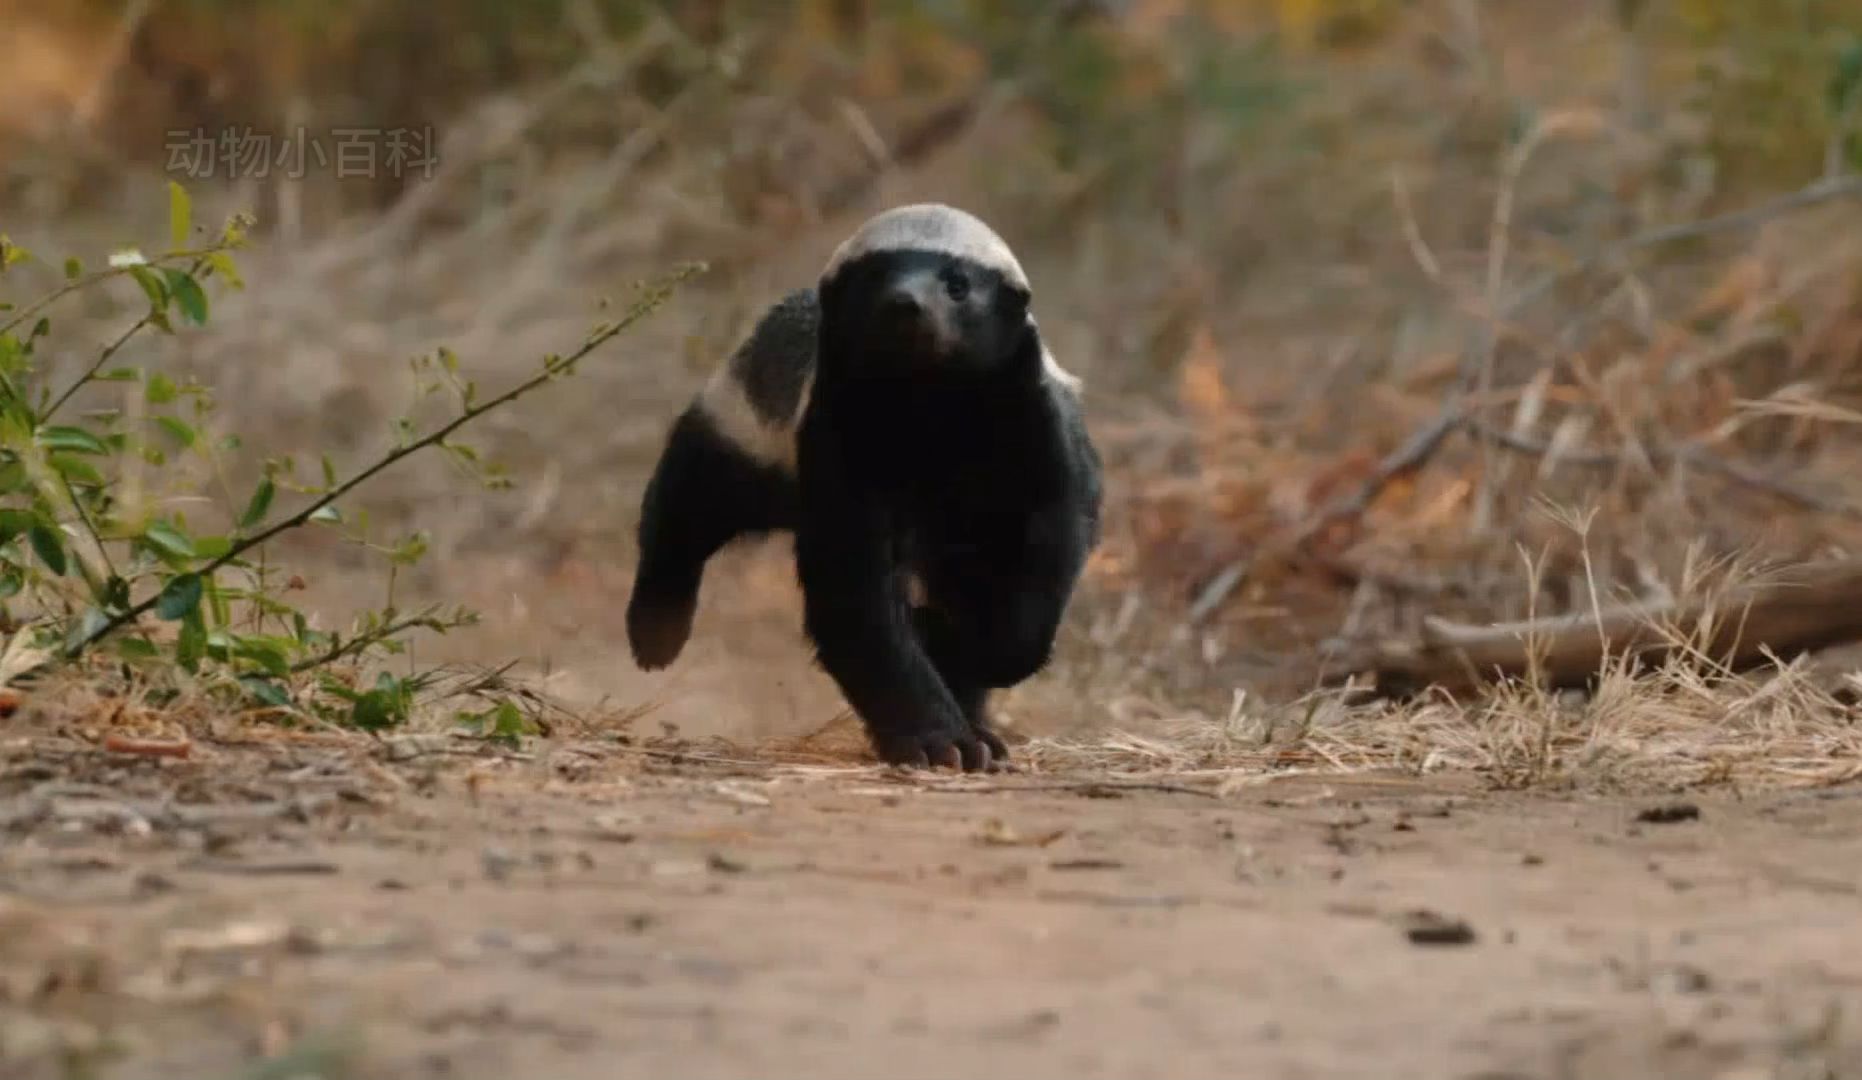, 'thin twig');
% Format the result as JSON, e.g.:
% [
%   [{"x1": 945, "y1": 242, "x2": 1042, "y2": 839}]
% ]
[
  {"x1": 1472, "y1": 111, "x2": 1609, "y2": 529},
  {"x1": 0, "y1": 249, "x2": 221, "y2": 339},
  {"x1": 1505, "y1": 175, "x2": 1862, "y2": 319},
  {"x1": 288, "y1": 606, "x2": 461, "y2": 673},
  {"x1": 43, "y1": 305, "x2": 163, "y2": 420},
  {"x1": 1470, "y1": 419, "x2": 1862, "y2": 517}
]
